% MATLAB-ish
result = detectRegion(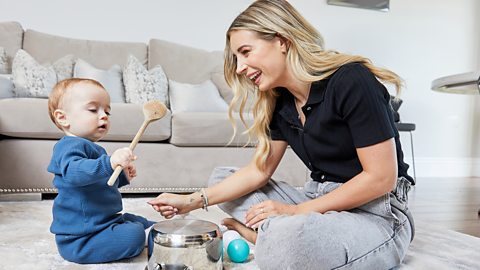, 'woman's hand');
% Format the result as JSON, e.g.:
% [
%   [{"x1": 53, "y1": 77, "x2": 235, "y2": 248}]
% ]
[
  {"x1": 245, "y1": 200, "x2": 298, "y2": 229},
  {"x1": 148, "y1": 193, "x2": 199, "y2": 219}
]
